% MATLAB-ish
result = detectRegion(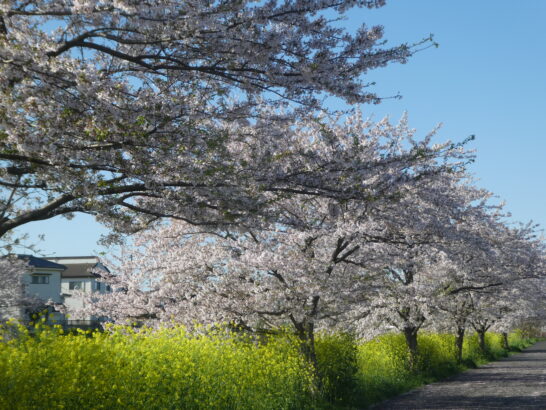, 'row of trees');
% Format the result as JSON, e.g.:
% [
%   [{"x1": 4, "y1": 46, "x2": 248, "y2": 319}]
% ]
[
  {"x1": 0, "y1": 0, "x2": 544, "y2": 376},
  {"x1": 81, "y1": 114, "x2": 546, "y2": 372}
]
